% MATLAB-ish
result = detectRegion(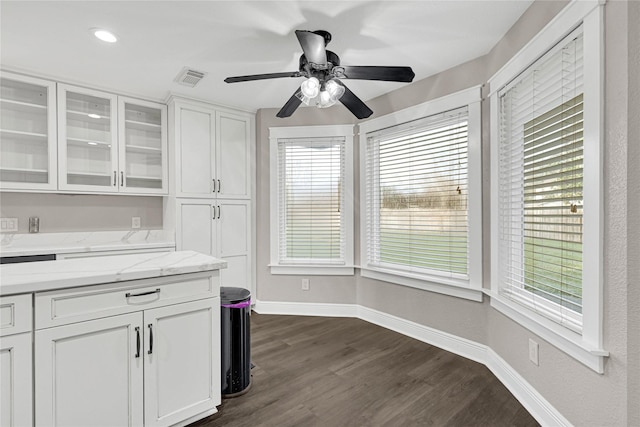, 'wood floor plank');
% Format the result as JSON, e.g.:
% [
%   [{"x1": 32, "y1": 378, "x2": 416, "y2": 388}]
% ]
[{"x1": 190, "y1": 313, "x2": 539, "y2": 427}]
